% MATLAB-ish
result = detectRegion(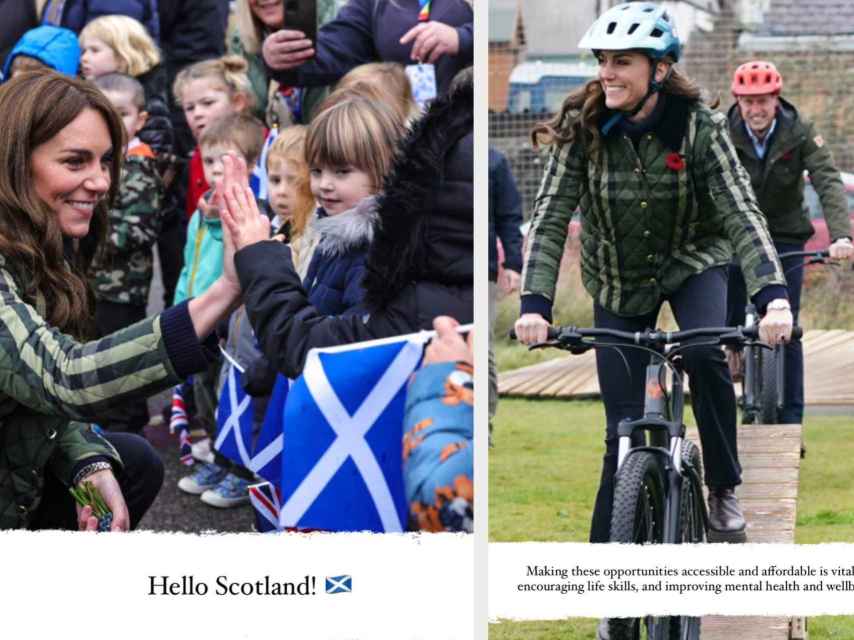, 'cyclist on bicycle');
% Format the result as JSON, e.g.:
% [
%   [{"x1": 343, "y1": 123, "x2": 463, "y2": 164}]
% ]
[
  {"x1": 514, "y1": 2, "x2": 794, "y2": 545},
  {"x1": 726, "y1": 60, "x2": 854, "y2": 425}
]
